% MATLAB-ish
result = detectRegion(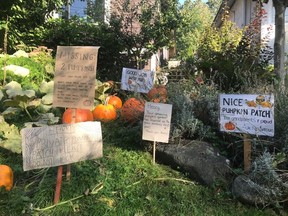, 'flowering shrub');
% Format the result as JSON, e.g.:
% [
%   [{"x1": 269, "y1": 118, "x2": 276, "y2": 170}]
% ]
[{"x1": 196, "y1": 6, "x2": 274, "y2": 92}]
